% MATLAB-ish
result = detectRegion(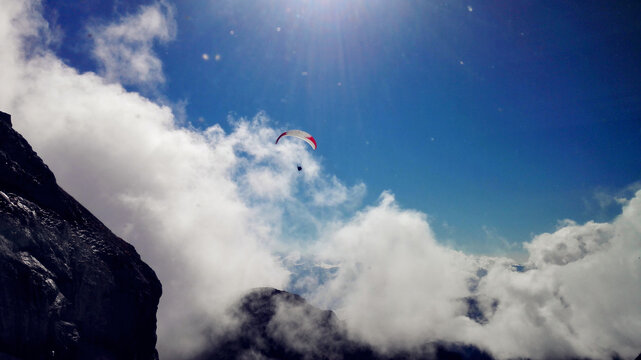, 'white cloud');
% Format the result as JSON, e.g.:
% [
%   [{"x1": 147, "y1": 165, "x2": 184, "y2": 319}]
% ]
[
  {"x1": 0, "y1": 1, "x2": 364, "y2": 358},
  {"x1": 525, "y1": 220, "x2": 614, "y2": 267},
  {"x1": 312, "y1": 176, "x2": 366, "y2": 208},
  {"x1": 308, "y1": 192, "x2": 475, "y2": 353},
  {"x1": 471, "y1": 194, "x2": 641, "y2": 359},
  {"x1": 1, "y1": 1, "x2": 640, "y2": 360},
  {"x1": 304, "y1": 190, "x2": 641, "y2": 359},
  {"x1": 90, "y1": 1, "x2": 175, "y2": 87}
]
